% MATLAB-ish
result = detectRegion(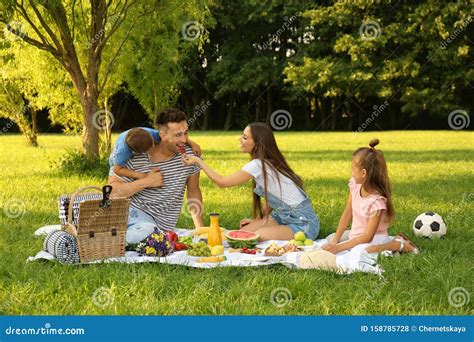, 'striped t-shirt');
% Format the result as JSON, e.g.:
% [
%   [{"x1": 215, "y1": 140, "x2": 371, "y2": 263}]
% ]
[{"x1": 113, "y1": 144, "x2": 201, "y2": 230}]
